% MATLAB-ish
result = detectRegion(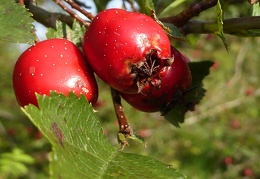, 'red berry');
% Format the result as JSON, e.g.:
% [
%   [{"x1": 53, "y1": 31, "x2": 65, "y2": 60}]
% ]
[
  {"x1": 230, "y1": 119, "x2": 241, "y2": 129},
  {"x1": 119, "y1": 46, "x2": 192, "y2": 113},
  {"x1": 83, "y1": 8, "x2": 172, "y2": 94},
  {"x1": 6, "y1": 128, "x2": 16, "y2": 136},
  {"x1": 224, "y1": 157, "x2": 233, "y2": 165},
  {"x1": 243, "y1": 167, "x2": 253, "y2": 177},
  {"x1": 34, "y1": 130, "x2": 43, "y2": 140},
  {"x1": 245, "y1": 87, "x2": 254, "y2": 96},
  {"x1": 13, "y1": 38, "x2": 98, "y2": 107}
]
